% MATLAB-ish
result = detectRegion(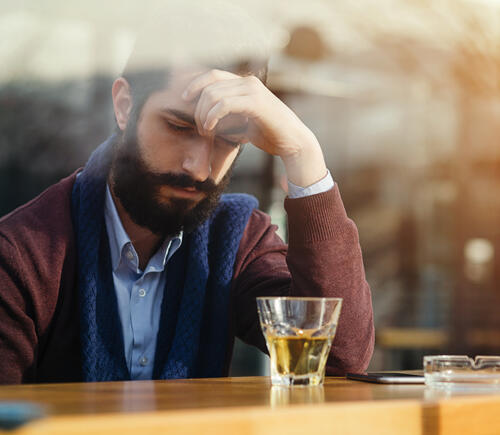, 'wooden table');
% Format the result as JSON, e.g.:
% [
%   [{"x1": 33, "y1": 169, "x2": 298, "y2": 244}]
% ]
[{"x1": 1, "y1": 376, "x2": 500, "y2": 434}]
